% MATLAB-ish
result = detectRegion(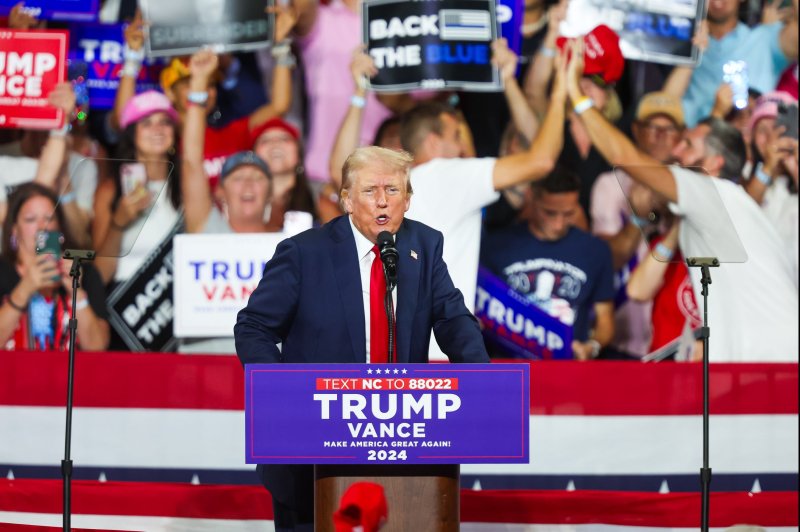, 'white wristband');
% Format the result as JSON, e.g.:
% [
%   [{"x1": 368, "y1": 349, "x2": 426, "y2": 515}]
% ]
[
  {"x1": 350, "y1": 94, "x2": 366, "y2": 108},
  {"x1": 50, "y1": 122, "x2": 72, "y2": 138},
  {"x1": 754, "y1": 162, "x2": 772, "y2": 186},
  {"x1": 573, "y1": 96, "x2": 594, "y2": 115},
  {"x1": 123, "y1": 45, "x2": 146, "y2": 63},
  {"x1": 120, "y1": 61, "x2": 142, "y2": 78}
]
